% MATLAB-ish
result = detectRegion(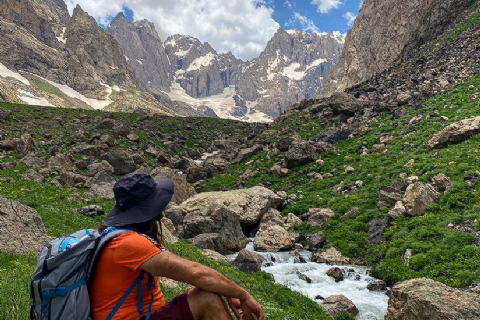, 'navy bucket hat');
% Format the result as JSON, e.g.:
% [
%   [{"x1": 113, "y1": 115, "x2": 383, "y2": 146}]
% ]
[{"x1": 104, "y1": 172, "x2": 174, "y2": 227}]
